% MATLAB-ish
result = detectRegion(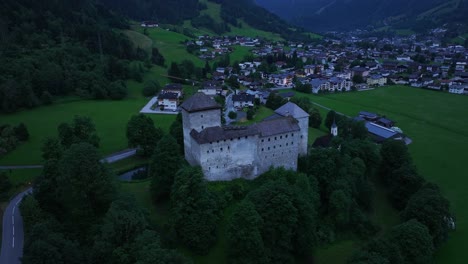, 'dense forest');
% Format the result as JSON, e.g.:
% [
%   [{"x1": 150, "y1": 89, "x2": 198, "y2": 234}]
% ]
[
  {"x1": 0, "y1": 0, "x2": 148, "y2": 113},
  {"x1": 19, "y1": 111, "x2": 452, "y2": 263},
  {"x1": 100, "y1": 0, "x2": 202, "y2": 24}
]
